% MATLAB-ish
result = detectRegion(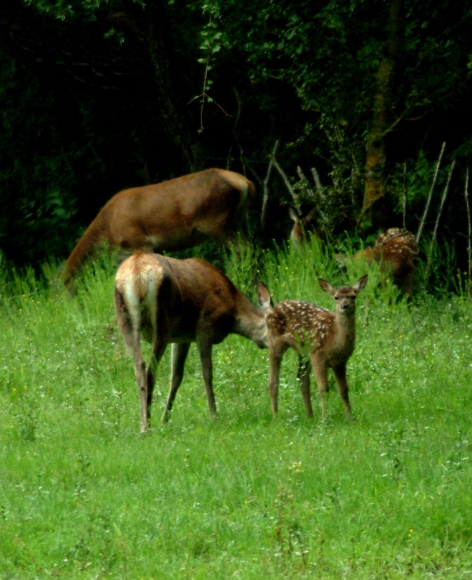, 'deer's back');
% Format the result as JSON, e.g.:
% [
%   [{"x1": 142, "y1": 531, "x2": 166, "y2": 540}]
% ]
[
  {"x1": 162, "y1": 256, "x2": 246, "y2": 344},
  {"x1": 267, "y1": 300, "x2": 334, "y2": 353},
  {"x1": 375, "y1": 235, "x2": 418, "y2": 280},
  {"x1": 109, "y1": 169, "x2": 249, "y2": 222}
]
